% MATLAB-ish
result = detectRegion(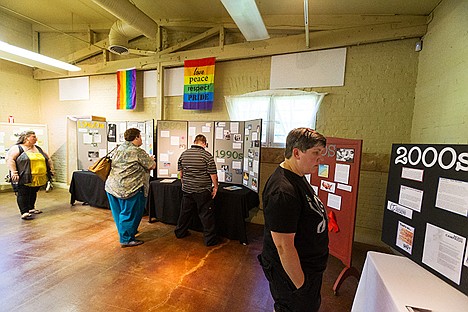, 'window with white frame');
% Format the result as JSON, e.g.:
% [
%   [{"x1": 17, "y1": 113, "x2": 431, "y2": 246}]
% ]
[{"x1": 225, "y1": 90, "x2": 326, "y2": 147}]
